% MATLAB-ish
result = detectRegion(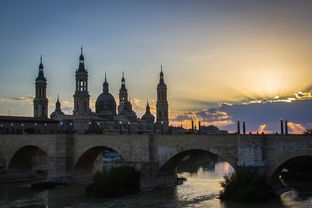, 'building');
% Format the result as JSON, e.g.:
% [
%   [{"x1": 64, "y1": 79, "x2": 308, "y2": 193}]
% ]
[
  {"x1": 48, "y1": 48, "x2": 169, "y2": 134},
  {"x1": 0, "y1": 48, "x2": 170, "y2": 134}
]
